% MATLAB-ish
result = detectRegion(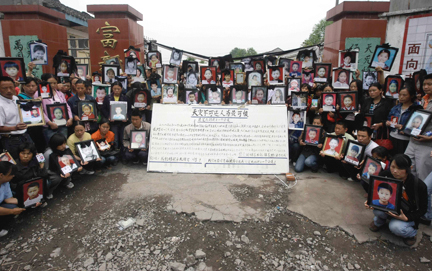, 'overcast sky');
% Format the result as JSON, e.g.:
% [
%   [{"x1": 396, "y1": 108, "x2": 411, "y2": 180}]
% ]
[{"x1": 61, "y1": 0, "x2": 389, "y2": 60}]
